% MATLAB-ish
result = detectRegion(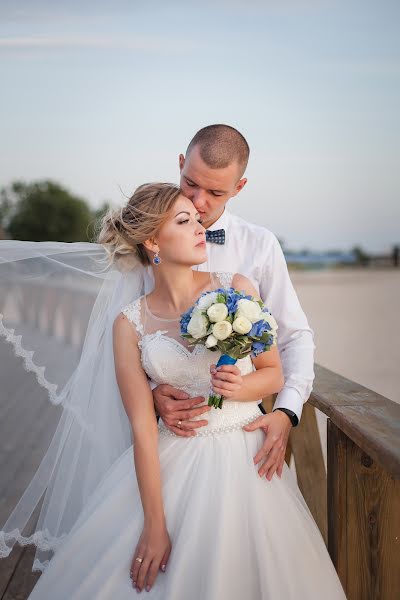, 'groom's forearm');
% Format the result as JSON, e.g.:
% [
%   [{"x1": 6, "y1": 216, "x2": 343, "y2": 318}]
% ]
[{"x1": 273, "y1": 339, "x2": 315, "y2": 423}]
